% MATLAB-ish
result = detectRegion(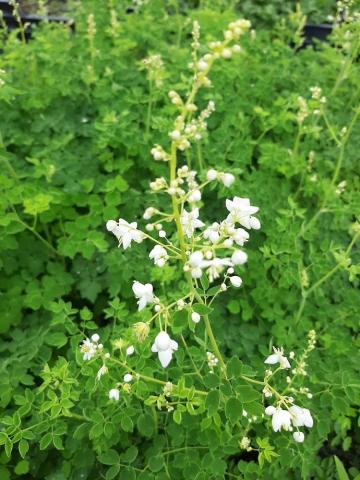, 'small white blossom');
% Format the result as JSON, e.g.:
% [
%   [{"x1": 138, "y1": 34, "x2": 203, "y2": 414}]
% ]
[
  {"x1": 91, "y1": 333, "x2": 100, "y2": 343},
  {"x1": 201, "y1": 257, "x2": 233, "y2": 282},
  {"x1": 265, "y1": 405, "x2": 276, "y2": 416},
  {"x1": 293, "y1": 431, "x2": 305, "y2": 443},
  {"x1": 230, "y1": 275, "x2": 242, "y2": 287},
  {"x1": 108, "y1": 388, "x2": 120, "y2": 401},
  {"x1": 126, "y1": 345, "x2": 135, "y2": 356},
  {"x1": 289, "y1": 406, "x2": 313, "y2": 428},
  {"x1": 151, "y1": 331, "x2": 178, "y2": 368},
  {"x1": 191, "y1": 312, "x2": 201, "y2": 323},
  {"x1": 219, "y1": 172, "x2": 235, "y2": 187},
  {"x1": 265, "y1": 347, "x2": 291, "y2": 369},
  {"x1": 203, "y1": 222, "x2": 220, "y2": 243},
  {"x1": 123, "y1": 373, "x2": 133, "y2": 383},
  {"x1": 271, "y1": 408, "x2": 292, "y2": 432},
  {"x1": 226, "y1": 197, "x2": 260, "y2": 230},
  {"x1": 80, "y1": 338, "x2": 97, "y2": 361},
  {"x1": 149, "y1": 245, "x2": 169, "y2": 267},
  {"x1": 132, "y1": 281, "x2": 155, "y2": 311},
  {"x1": 188, "y1": 251, "x2": 205, "y2": 278},
  {"x1": 231, "y1": 250, "x2": 248, "y2": 265},
  {"x1": 180, "y1": 208, "x2": 205, "y2": 238},
  {"x1": 206, "y1": 169, "x2": 218, "y2": 181},
  {"x1": 106, "y1": 219, "x2": 145, "y2": 249}
]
